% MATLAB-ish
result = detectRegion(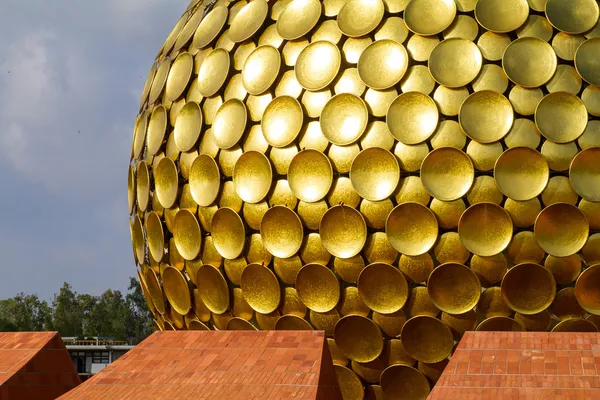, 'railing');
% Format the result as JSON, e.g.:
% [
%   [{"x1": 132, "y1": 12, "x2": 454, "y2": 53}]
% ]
[{"x1": 63, "y1": 339, "x2": 134, "y2": 346}]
